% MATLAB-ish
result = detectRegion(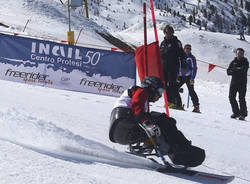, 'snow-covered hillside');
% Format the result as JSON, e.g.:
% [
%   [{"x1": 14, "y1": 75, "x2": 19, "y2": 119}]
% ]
[
  {"x1": 121, "y1": 25, "x2": 250, "y2": 84},
  {"x1": 0, "y1": 0, "x2": 250, "y2": 184},
  {"x1": 0, "y1": 0, "x2": 115, "y2": 48},
  {"x1": 77, "y1": 0, "x2": 250, "y2": 34}
]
